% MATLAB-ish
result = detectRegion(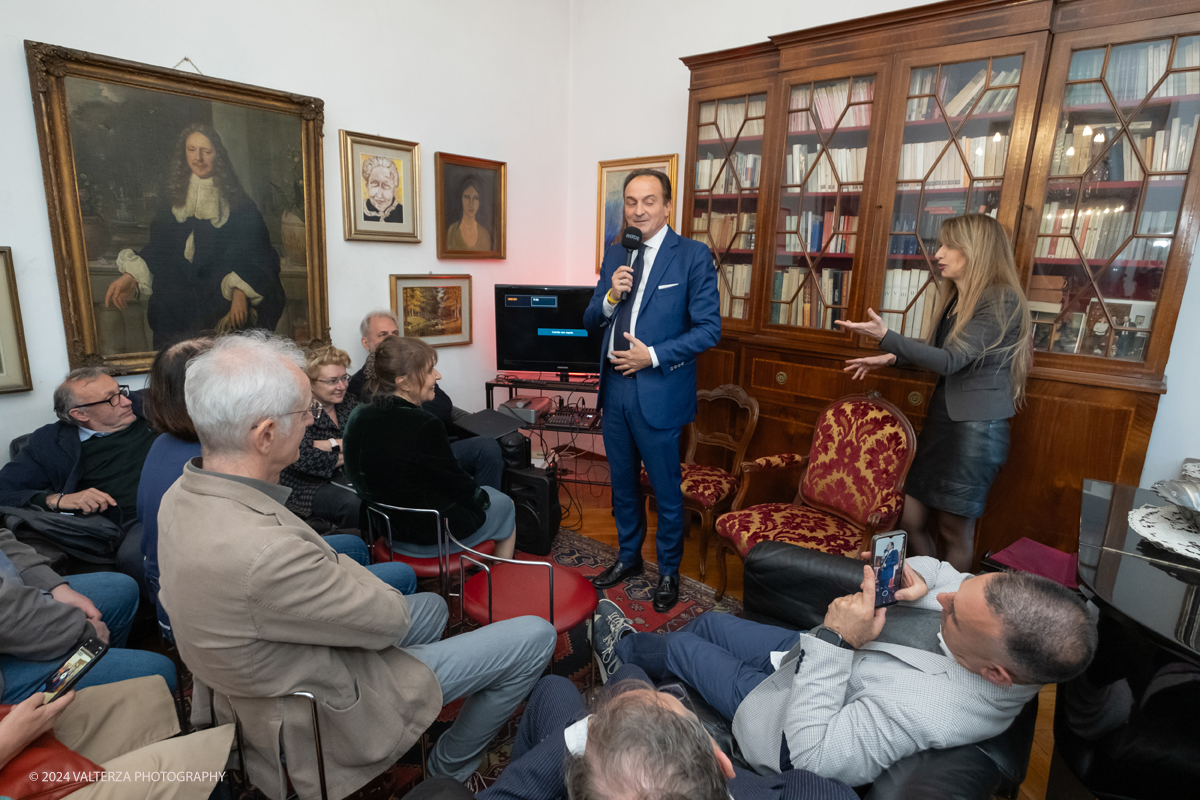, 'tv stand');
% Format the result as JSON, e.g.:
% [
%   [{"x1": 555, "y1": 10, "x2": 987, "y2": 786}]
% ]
[{"x1": 485, "y1": 373, "x2": 600, "y2": 409}]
